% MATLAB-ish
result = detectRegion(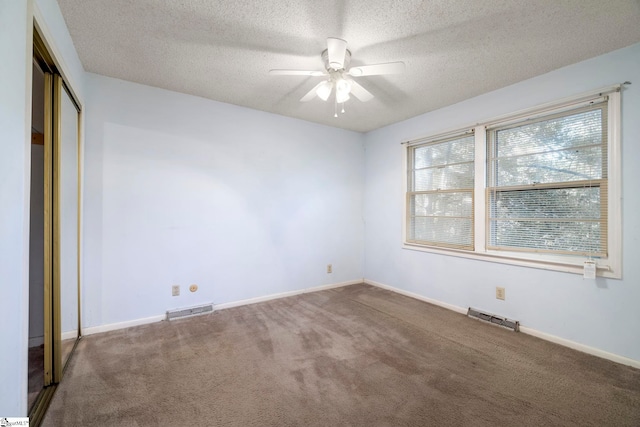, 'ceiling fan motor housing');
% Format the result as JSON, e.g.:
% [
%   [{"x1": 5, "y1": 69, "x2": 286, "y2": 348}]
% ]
[{"x1": 322, "y1": 49, "x2": 351, "y2": 71}]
